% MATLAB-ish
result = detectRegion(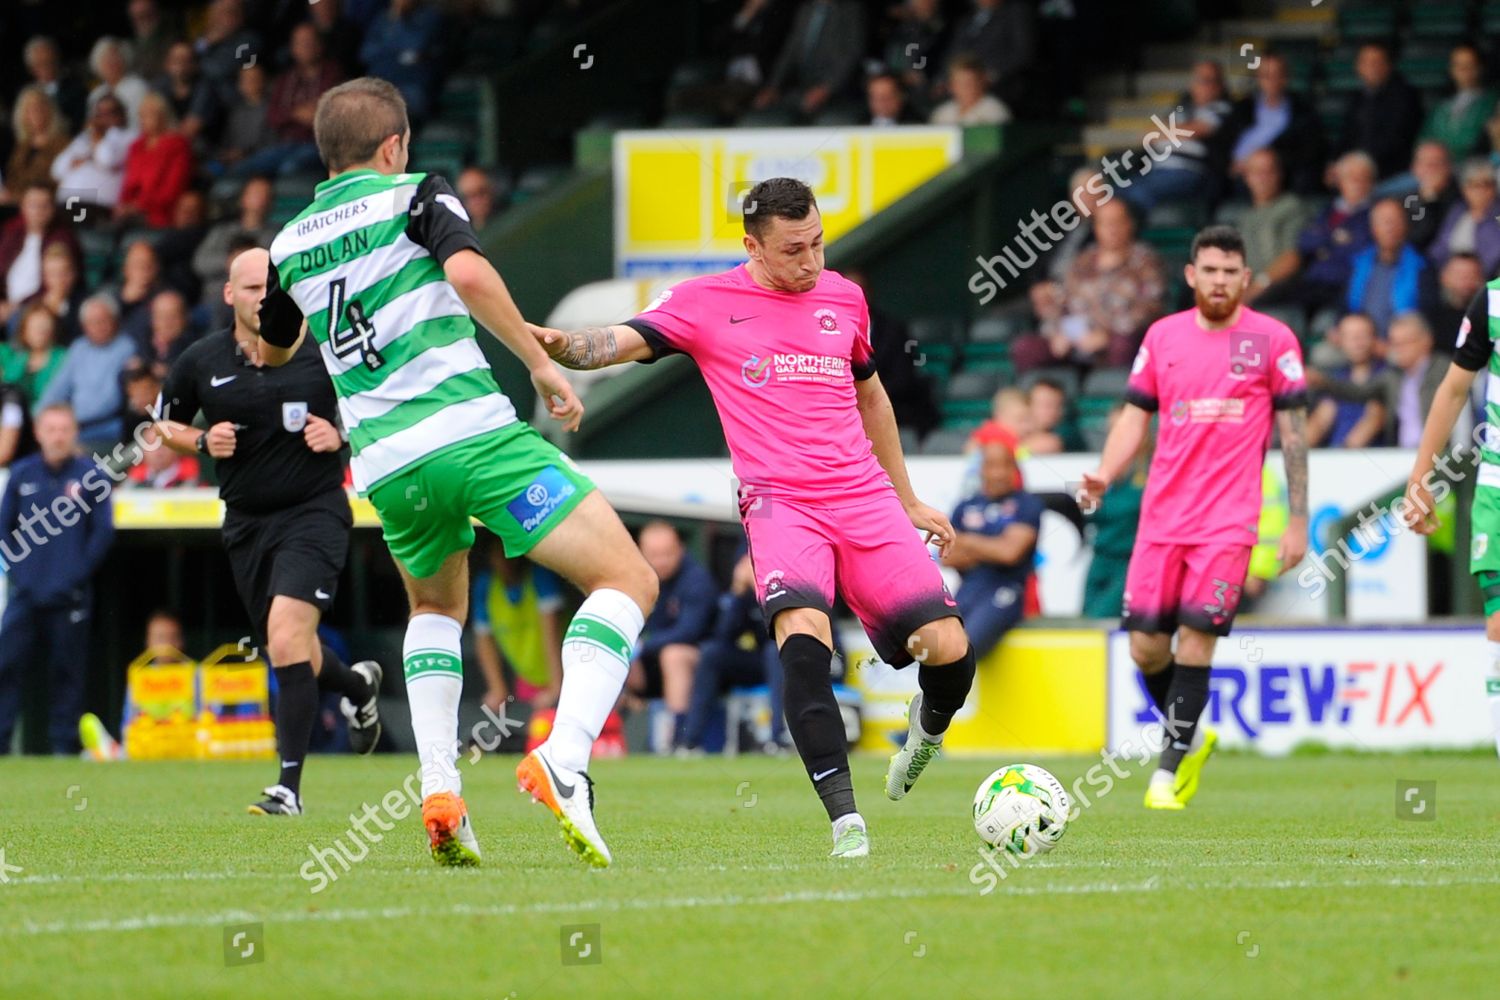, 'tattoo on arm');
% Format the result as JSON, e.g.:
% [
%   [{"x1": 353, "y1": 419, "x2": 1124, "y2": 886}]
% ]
[
  {"x1": 557, "y1": 326, "x2": 618, "y2": 370},
  {"x1": 1282, "y1": 407, "x2": 1309, "y2": 518}
]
